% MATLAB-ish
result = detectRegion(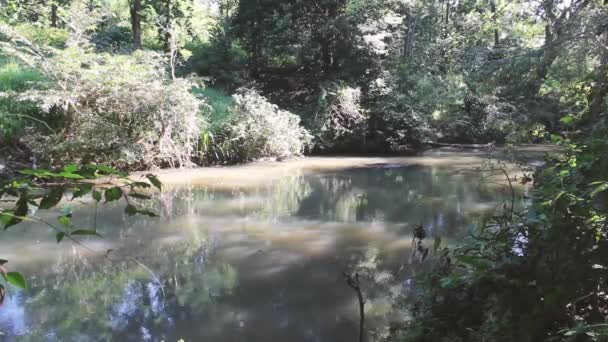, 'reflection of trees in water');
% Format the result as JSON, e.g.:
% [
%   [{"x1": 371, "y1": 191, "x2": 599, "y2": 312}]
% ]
[
  {"x1": 17, "y1": 235, "x2": 237, "y2": 341},
  {"x1": 293, "y1": 166, "x2": 507, "y2": 236},
  {"x1": 157, "y1": 166, "x2": 512, "y2": 240}
]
